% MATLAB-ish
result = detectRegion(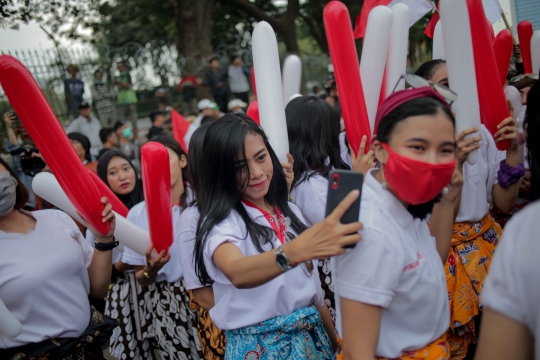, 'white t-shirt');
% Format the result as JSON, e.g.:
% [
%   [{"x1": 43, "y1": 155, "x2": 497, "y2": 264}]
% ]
[
  {"x1": 65, "y1": 115, "x2": 103, "y2": 157},
  {"x1": 121, "y1": 201, "x2": 183, "y2": 283},
  {"x1": 482, "y1": 200, "x2": 540, "y2": 359},
  {"x1": 332, "y1": 170, "x2": 449, "y2": 358},
  {"x1": 290, "y1": 173, "x2": 328, "y2": 226},
  {"x1": 456, "y1": 125, "x2": 505, "y2": 222},
  {"x1": 176, "y1": 205, "x2": 203, "y2": 290},
  {"x1": 339, "y1": 131, "x2": 352, "y2": 168},
  {"x1": 0, "y1": 210, "x2": 94, "y2": 348},
  {"x1": 184, "y1": 114, "x2": 203, "y2": 149},
  {"x1": 204, "y1": 202, "x2": 325, "y2": 330}
]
